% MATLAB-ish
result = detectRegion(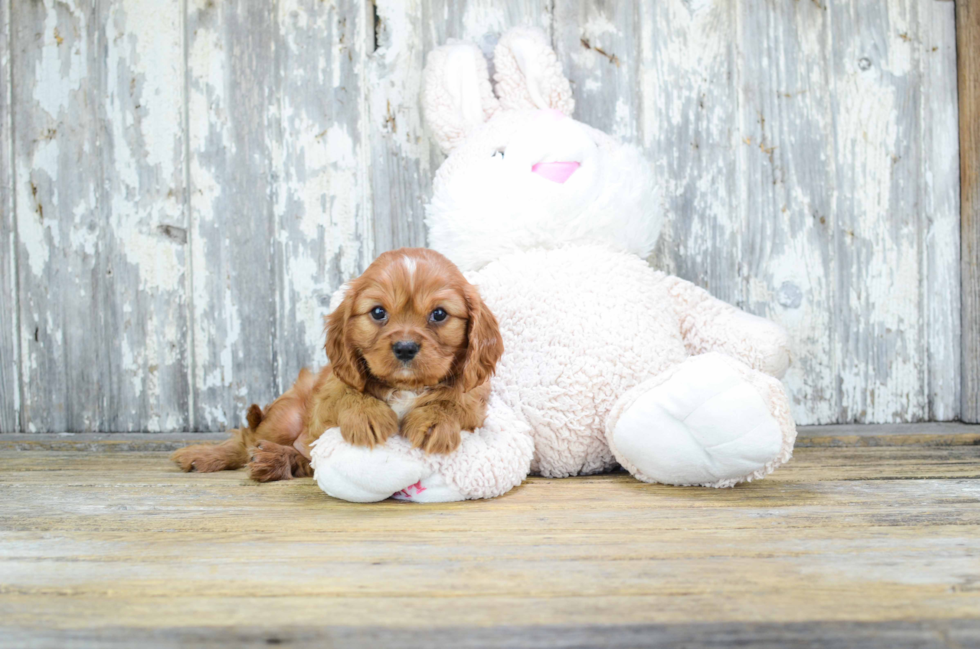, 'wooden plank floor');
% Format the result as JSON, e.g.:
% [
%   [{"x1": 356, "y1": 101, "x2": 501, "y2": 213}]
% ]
[{"x1": 1, "y1": 427, "x2": 979, "y2": 648}]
